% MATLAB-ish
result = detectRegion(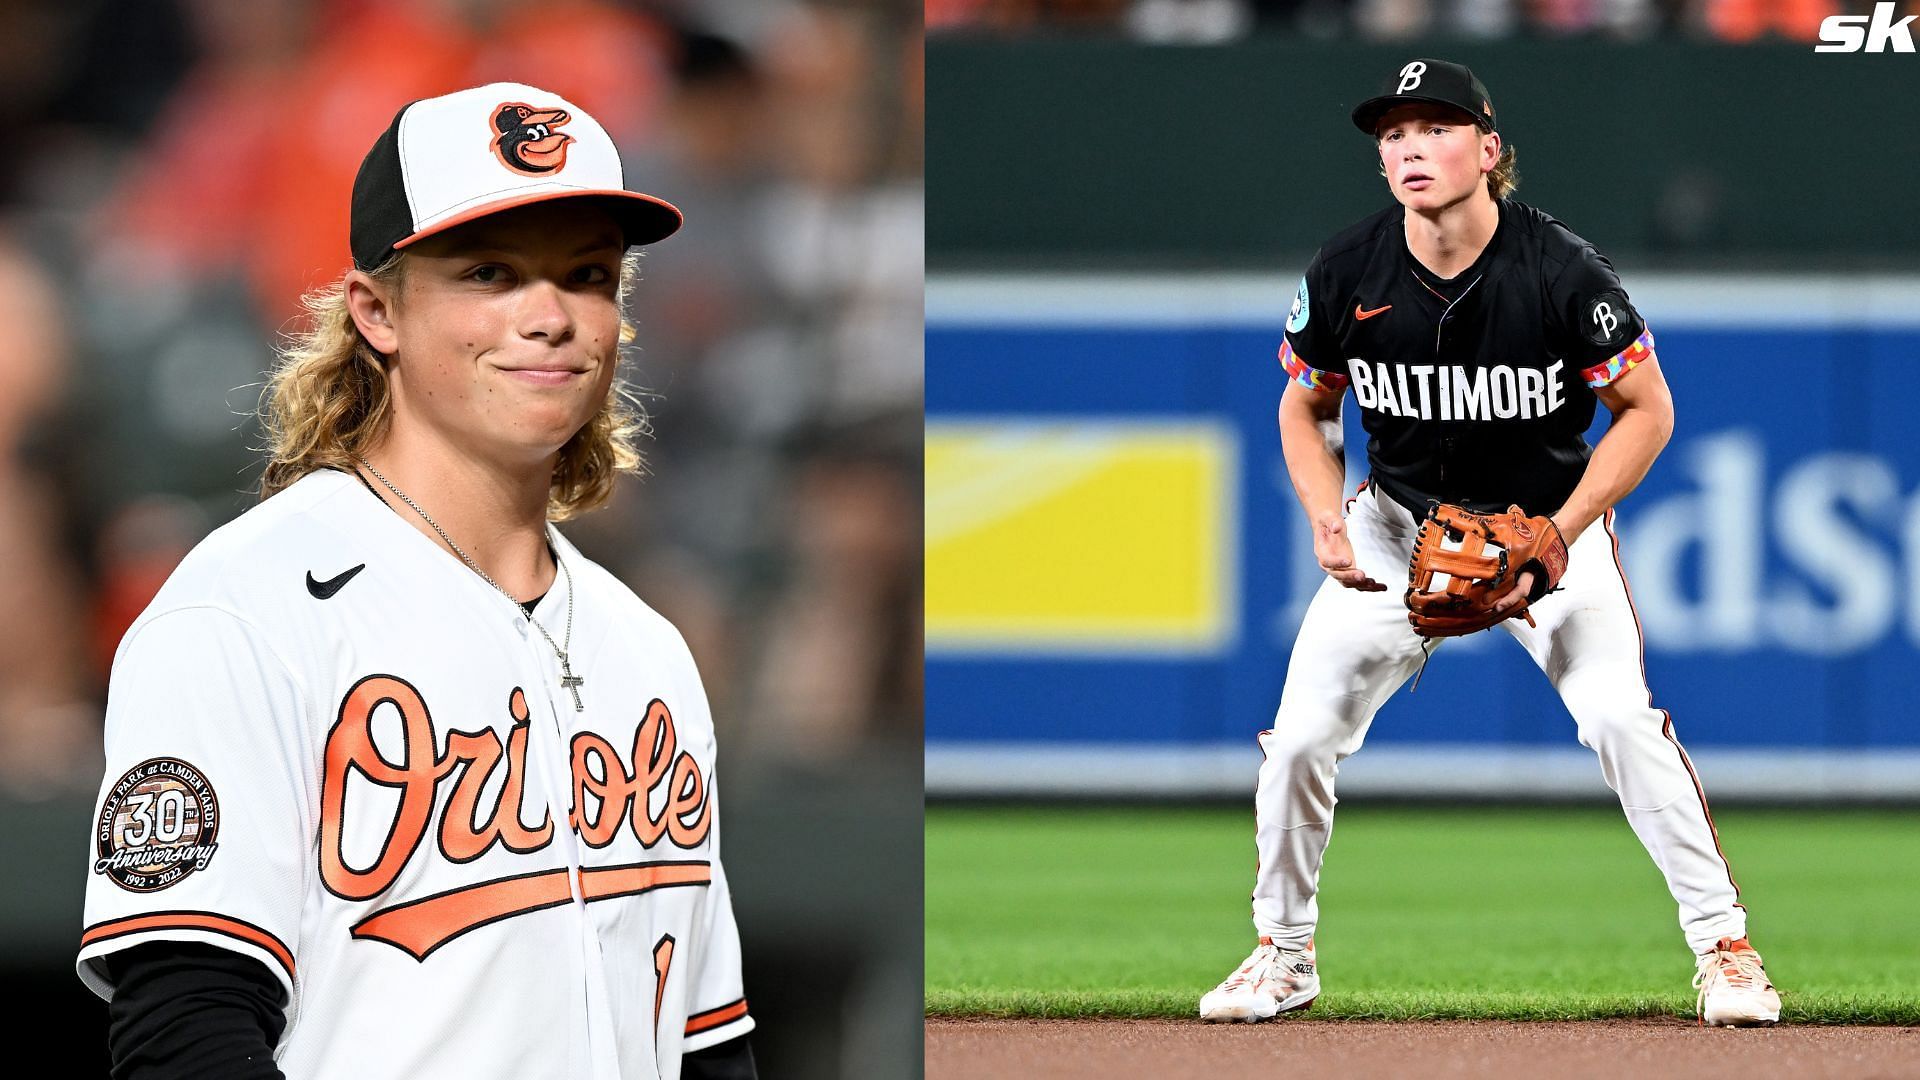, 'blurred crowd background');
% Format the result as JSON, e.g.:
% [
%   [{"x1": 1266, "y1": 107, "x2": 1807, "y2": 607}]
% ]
[
  {"x1": 0, "y1": 1, "x2": 922, "y2": 1076},
  {"x1": 928, "y1": 0, "x2": 1896, "y2": 42}
]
